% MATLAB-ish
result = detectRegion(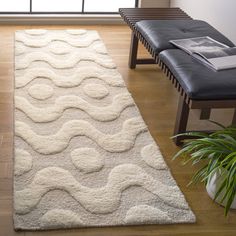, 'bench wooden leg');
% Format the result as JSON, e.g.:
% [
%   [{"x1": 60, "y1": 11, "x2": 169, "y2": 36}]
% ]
[
  {"x1": 129, "y1": 32, "x2": 139, "y2": 69},
  {"x1": 193, "y1": 108, "x2": 211, "y2": 120},
  {"x1": 200, "y1": 108, "x2": 211, "y2": 120},
  {"x1": 173, "y1": 95, "x2": 190, "y2": 145},
  {"x1": 232, "y1": 109, "x2": 236, "y2": 125}
]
